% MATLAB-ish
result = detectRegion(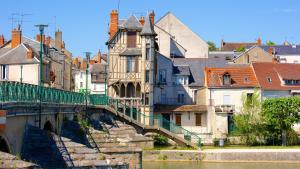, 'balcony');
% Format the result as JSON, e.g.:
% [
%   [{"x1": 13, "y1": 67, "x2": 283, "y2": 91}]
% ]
[{"x1": 214, "y1": 105, "x2": 235, "y2": 113}]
